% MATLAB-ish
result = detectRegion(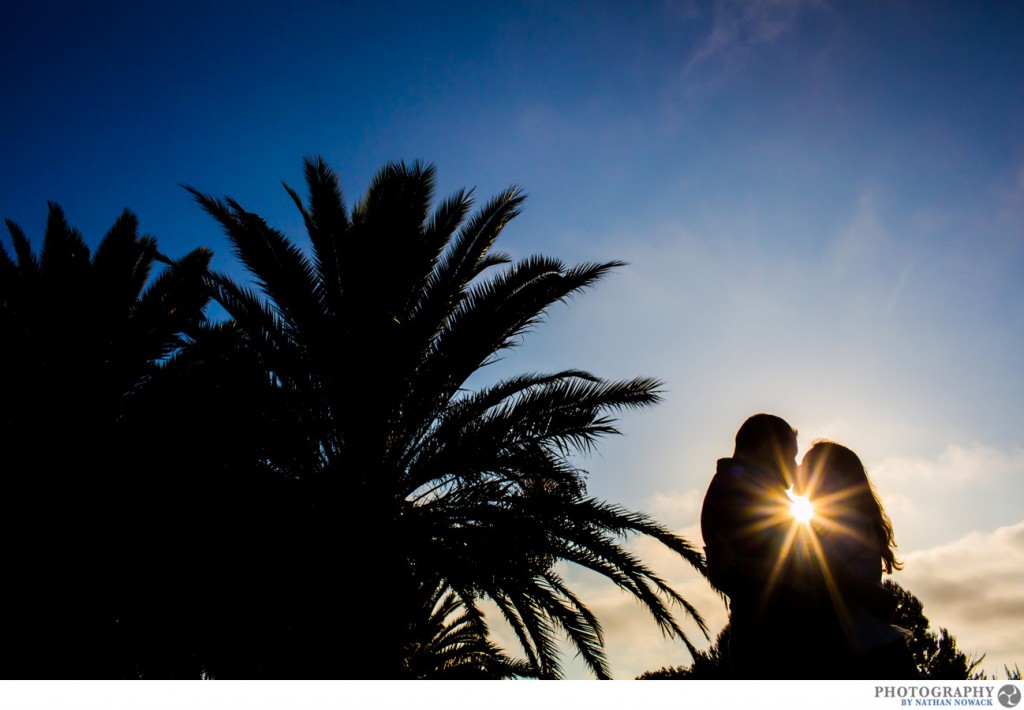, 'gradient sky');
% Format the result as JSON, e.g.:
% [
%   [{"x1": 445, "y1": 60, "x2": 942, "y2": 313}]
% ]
[{"x1": 3, "y1": 0, "x2": 1023, "y2": 679}]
